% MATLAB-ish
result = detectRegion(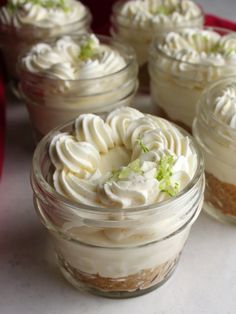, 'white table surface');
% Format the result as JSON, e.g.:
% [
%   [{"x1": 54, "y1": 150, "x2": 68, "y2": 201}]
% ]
[{"x1": 1, "y1": 1, "x2": 236, "y2": 313}]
